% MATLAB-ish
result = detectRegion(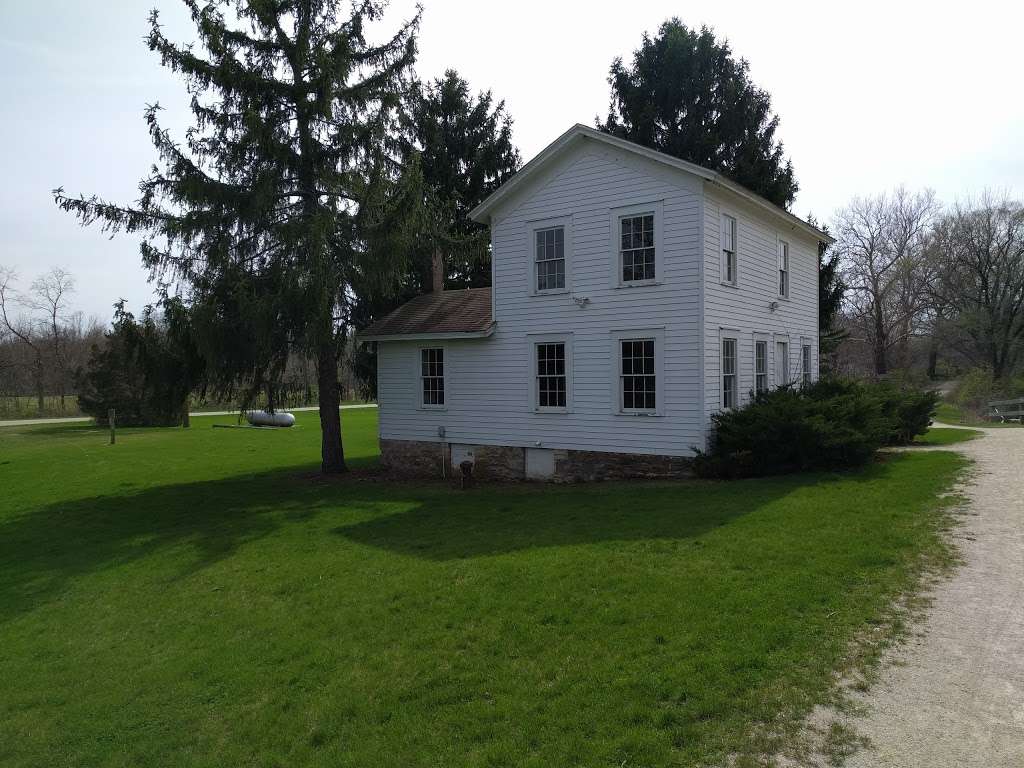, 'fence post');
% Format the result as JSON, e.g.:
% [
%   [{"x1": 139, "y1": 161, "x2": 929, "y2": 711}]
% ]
[{"x1": 109, "y1": 408, "x2": 116, "y2": 445}]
